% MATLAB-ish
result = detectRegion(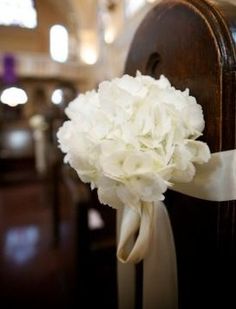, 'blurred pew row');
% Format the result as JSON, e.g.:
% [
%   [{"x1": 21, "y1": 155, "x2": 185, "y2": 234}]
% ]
[{"x1": 0, "y1": 103, "x2": 117, "y2": 307}]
